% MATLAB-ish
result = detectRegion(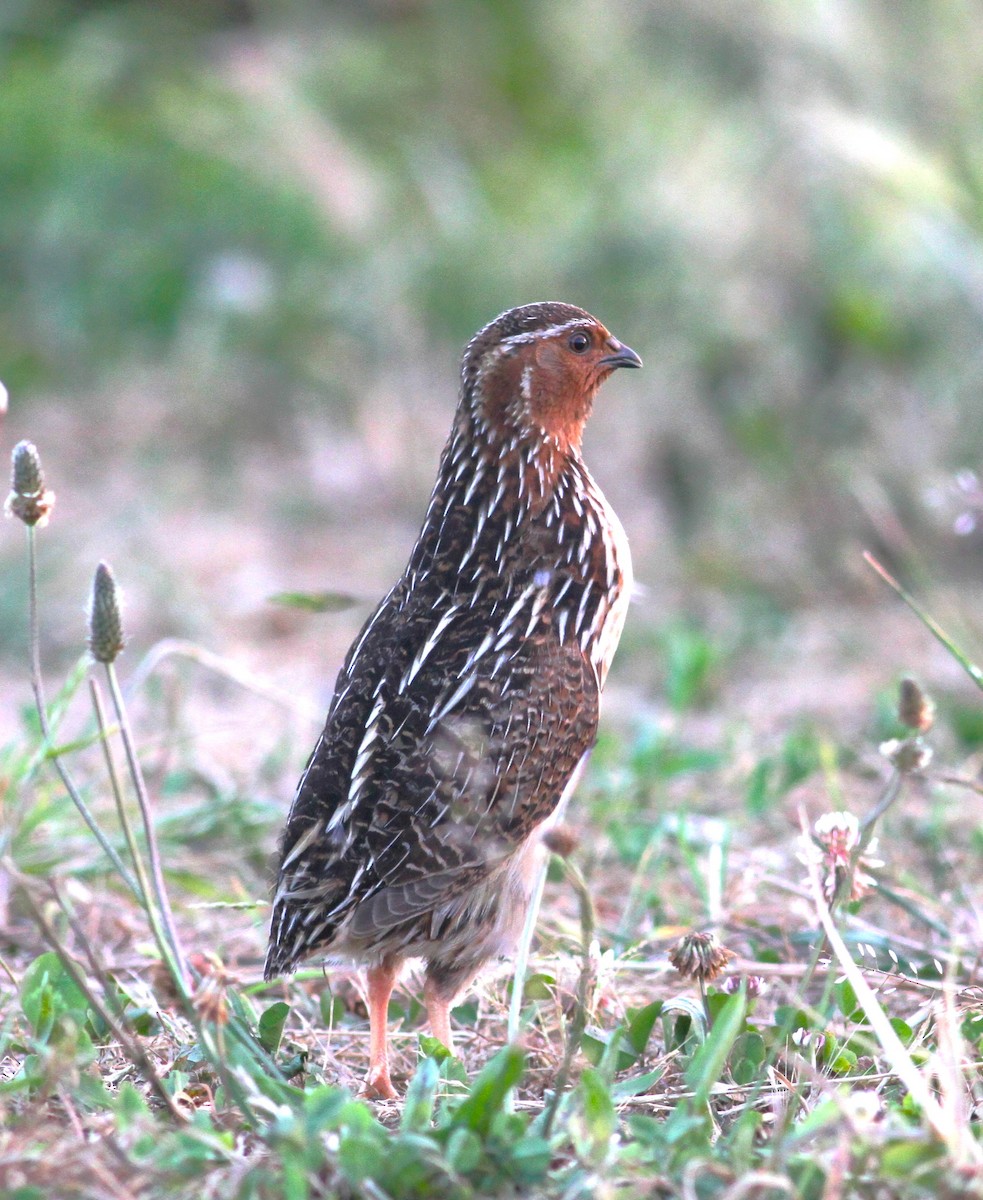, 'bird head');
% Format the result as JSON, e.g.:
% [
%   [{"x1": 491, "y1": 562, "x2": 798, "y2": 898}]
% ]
[{"x1": 461, "y1": 302, "x2": 641, "y2": 451}]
